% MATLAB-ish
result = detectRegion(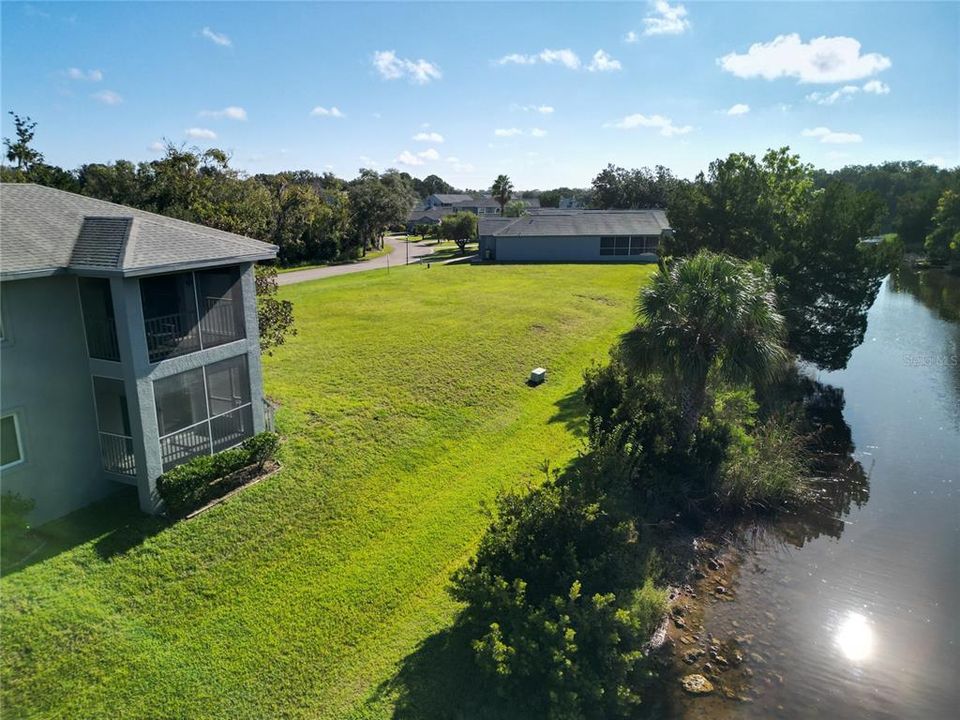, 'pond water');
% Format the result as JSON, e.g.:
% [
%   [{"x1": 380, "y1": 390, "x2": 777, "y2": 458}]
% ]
[{"x1": 676, "y1": 267, "x2": 960, "y2": 718}]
